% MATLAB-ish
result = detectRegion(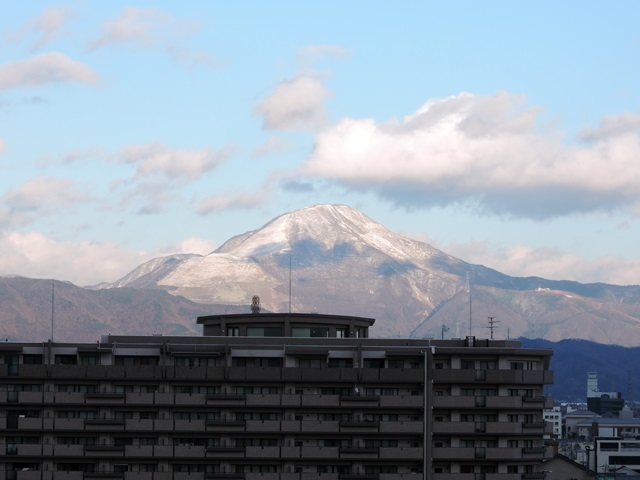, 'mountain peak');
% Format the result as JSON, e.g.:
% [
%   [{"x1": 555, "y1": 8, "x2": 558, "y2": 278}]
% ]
[{"x1": 214, "y1": 203, "x2": 435, "y2": 261}]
